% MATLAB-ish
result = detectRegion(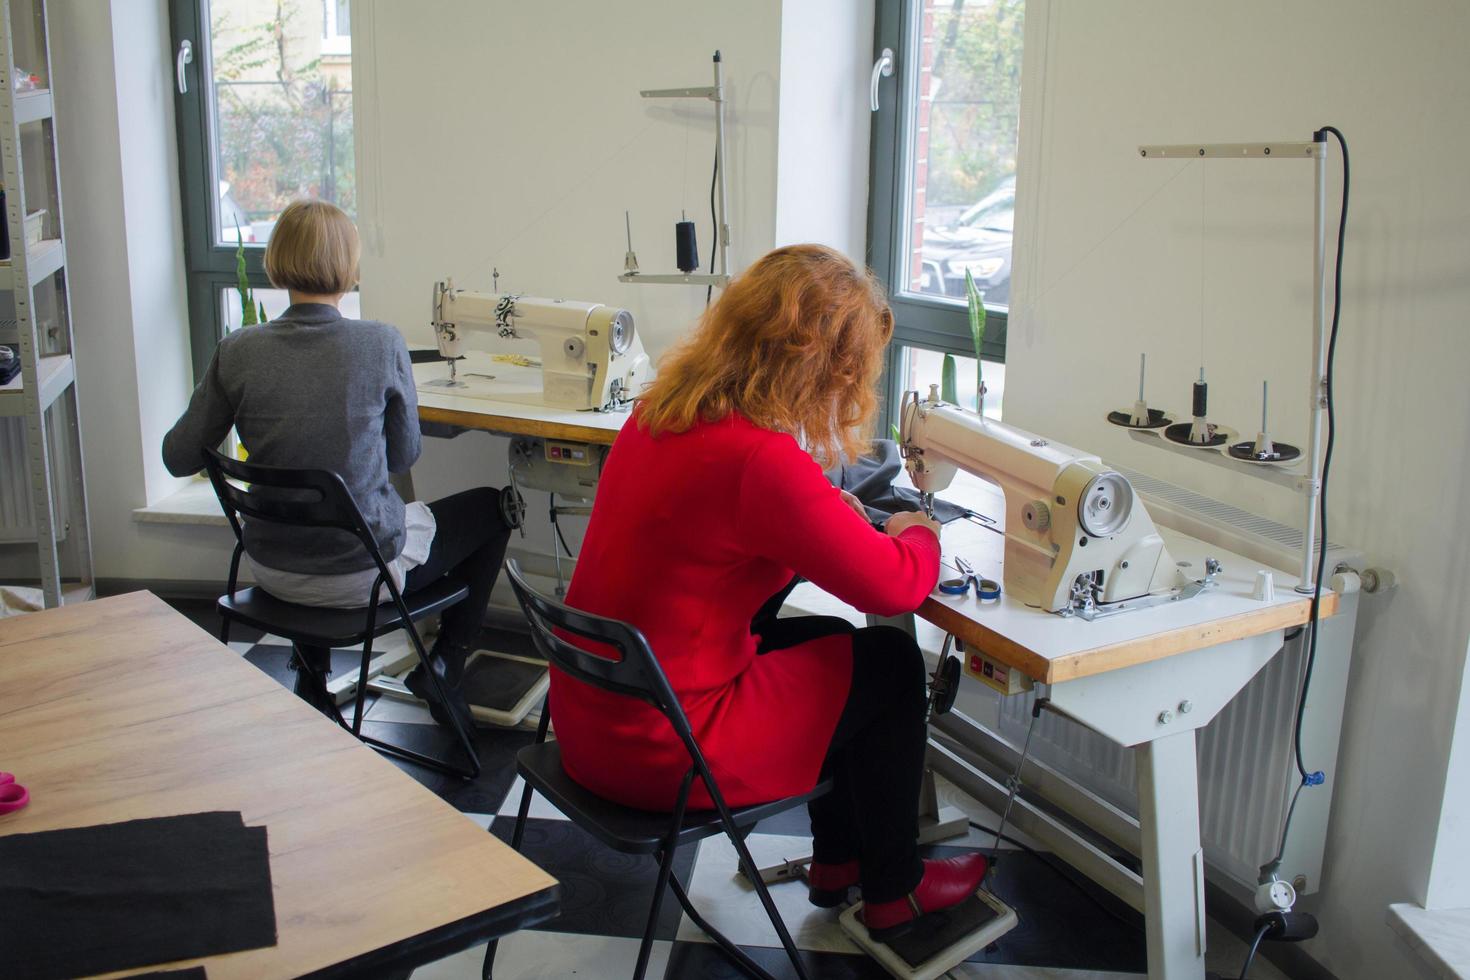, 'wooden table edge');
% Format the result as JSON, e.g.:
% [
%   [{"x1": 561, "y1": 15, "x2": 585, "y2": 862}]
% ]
[
  {"x1": 300, "y1": 883, "x2": 562, "y2": 979},
  {"x1": 418, "y1": 405, "x2": 619, "y2": 445},
  {"x1": 918, "y1": 589, "x2": 1340, "y2": 685}
]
